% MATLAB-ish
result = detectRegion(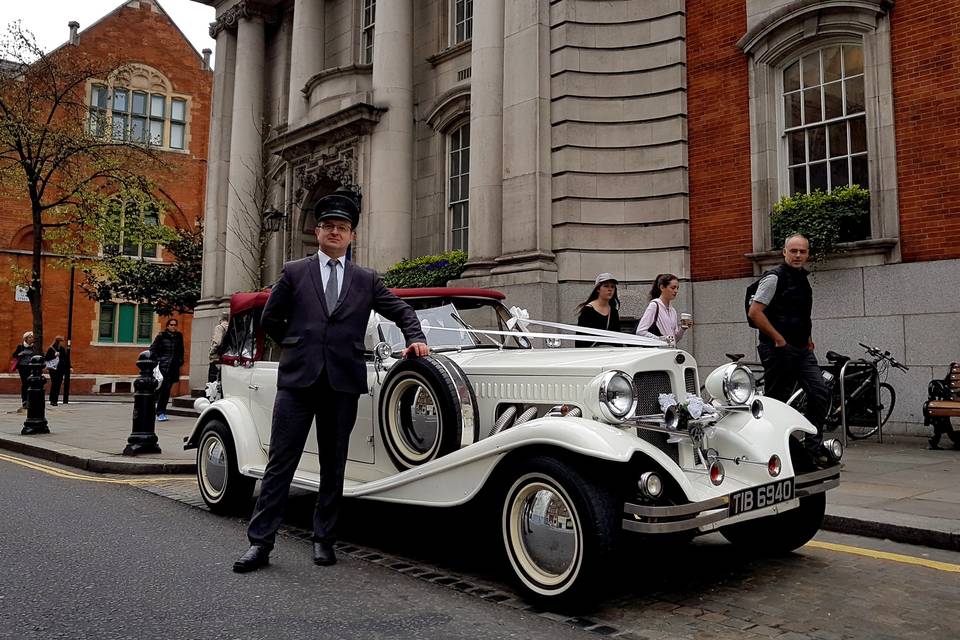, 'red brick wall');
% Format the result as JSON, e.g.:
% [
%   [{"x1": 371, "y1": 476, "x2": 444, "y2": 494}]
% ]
[
  {"x1": 0, "y1": 2, "x2": 210, "y2": 395},
  {"x1": 686, "y1": 0, "x2": 754, "y2": 282},
  {"x1": 890, "y1": 1, "x2": 960, "y2": 262}
]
